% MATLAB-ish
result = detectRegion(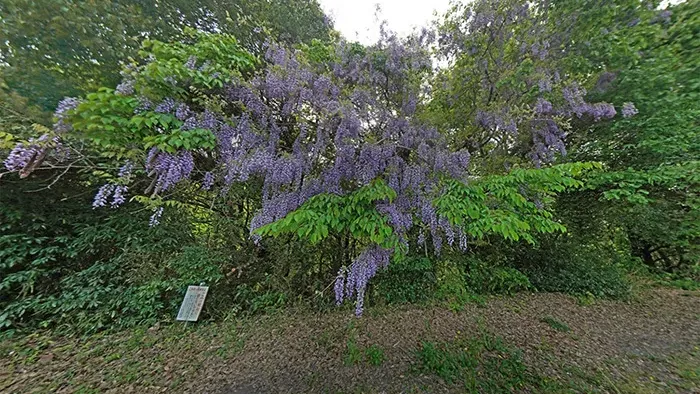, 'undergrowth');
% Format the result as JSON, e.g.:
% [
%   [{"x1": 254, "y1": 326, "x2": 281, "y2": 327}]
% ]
[{"x1": 415, "y1": 331, "x2": 542, "y2": 392}]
